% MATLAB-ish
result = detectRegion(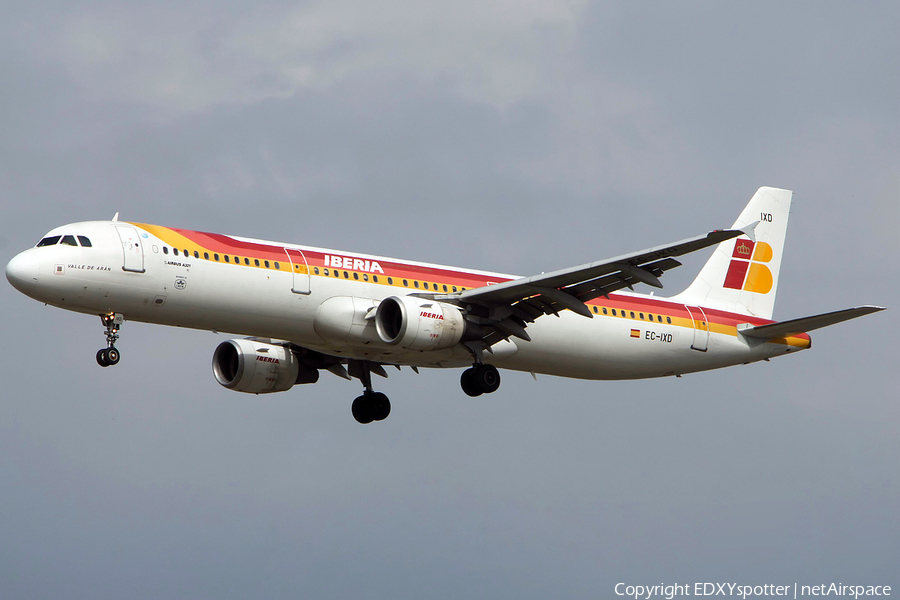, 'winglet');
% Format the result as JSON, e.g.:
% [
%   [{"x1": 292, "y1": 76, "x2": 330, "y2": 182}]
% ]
[{"x1": 112, "y1": 212, "x2": 120, "y2": 222}]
